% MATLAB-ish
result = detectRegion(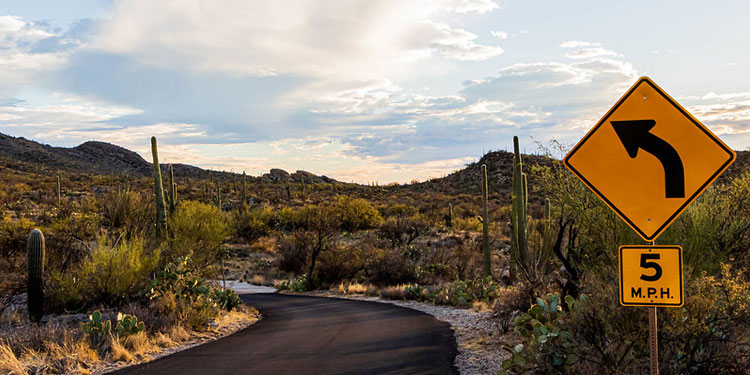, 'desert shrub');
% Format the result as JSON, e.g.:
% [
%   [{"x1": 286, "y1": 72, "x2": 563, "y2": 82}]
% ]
[
  {"x1": 276, "y1": 231, "x2": 311, "y2": 274},
  {"x1": 47, "y1": 268, "x2": 89, "y2": 312},
  {"x1": 433, "y1": 276, "x2": 499, "y2": 307},
  {"x1": 82, "y1": 235, "x2": 160, "y2": 306},
  {"x1": 0, "y1": 216, "x2": 35, "y2": 294},
  {"x1": 169, "y1": 200, "x2": 230, "y2": 271},
  {"x1": 504, "y1": 266, "x2": 750, "y2": 375},
  {"x1": 378, "y1": 215, "x2": 428, "y2": 248},
  {"x1": 660, "y1": 172, "x2": 750, "y2": 275},
  {"x1": 145, "y1": 255, "x2": 237, "y2": 330},
  {"x1": 314, "y1": 244, "x2": 366, "y2": 286},
  {"x1": 277, "y1": 275, "x2": 309, "y2": 292},
  {"x1": 233, "y1": 205, "x2": 275, "y2": 243},
  {"x1": 333, "y1": 196, "x2": 383, "y2": 232},
  {"x1": 276, "y1": 207, "x2": 296, "y2": 231},
  {"x1": 0, "y1": 216, "x2": 35, "y2": 257},
  {"x1": 43, "y1": 213, "x2": 99, "y2": 271},
  {"x1": 501, "y1": 293, "x2": 591, "y2": 374},
  {"x1": 100, "y1": 187, "x2": 153, "y2": 234},
  {"x1": 364, "y1": 247, "x2": 416, "y2": 286},
  {"x1": 211, "y1": 288, "x2": 243, "y2": 312},
  {"x1": 494, "y1": 284, "x2": 533, "y2": 332}
]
